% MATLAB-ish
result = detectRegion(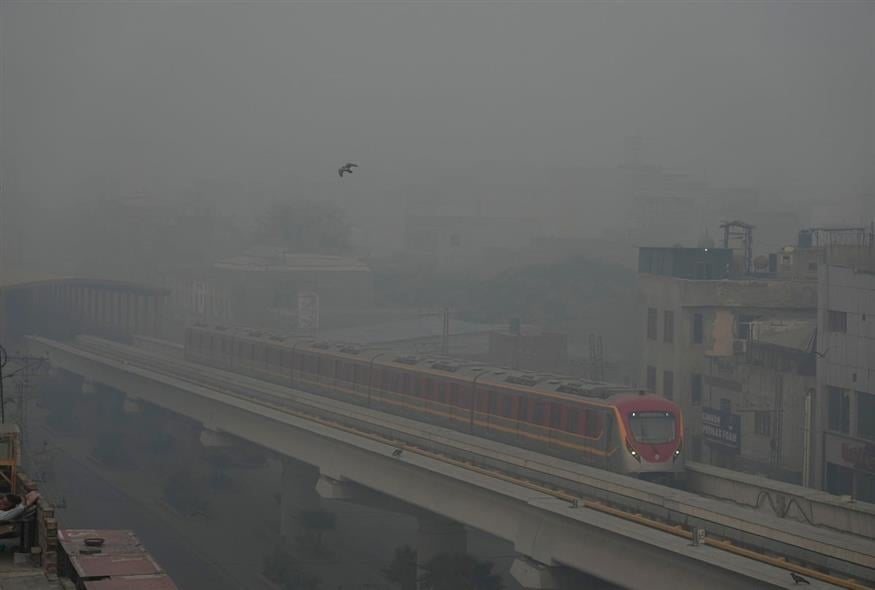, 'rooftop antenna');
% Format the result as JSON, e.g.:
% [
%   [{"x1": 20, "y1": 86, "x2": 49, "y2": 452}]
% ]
[{"x1": 720, "y1": 220, "x2": 754, "y2": 274}]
